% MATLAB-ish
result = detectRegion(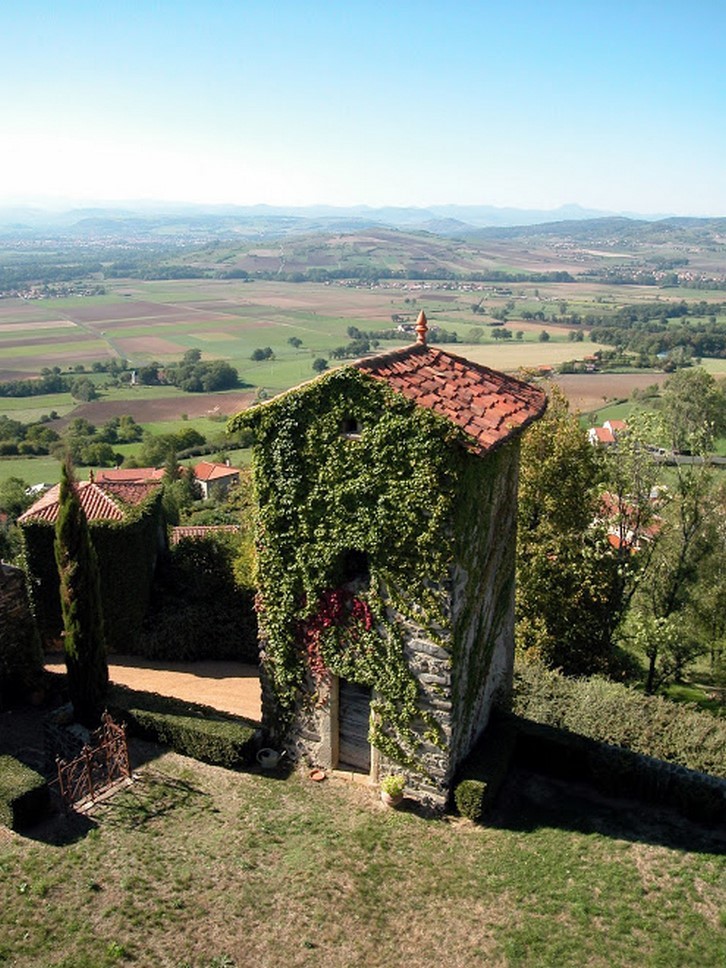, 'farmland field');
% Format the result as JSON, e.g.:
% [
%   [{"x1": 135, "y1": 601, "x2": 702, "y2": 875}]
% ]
[
  {"x1": 2, "y1": 272, "x2": 725, "y2": 486},
  {"x1": 0, "y1": 276, "x2": 675, "y2": 385}
]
